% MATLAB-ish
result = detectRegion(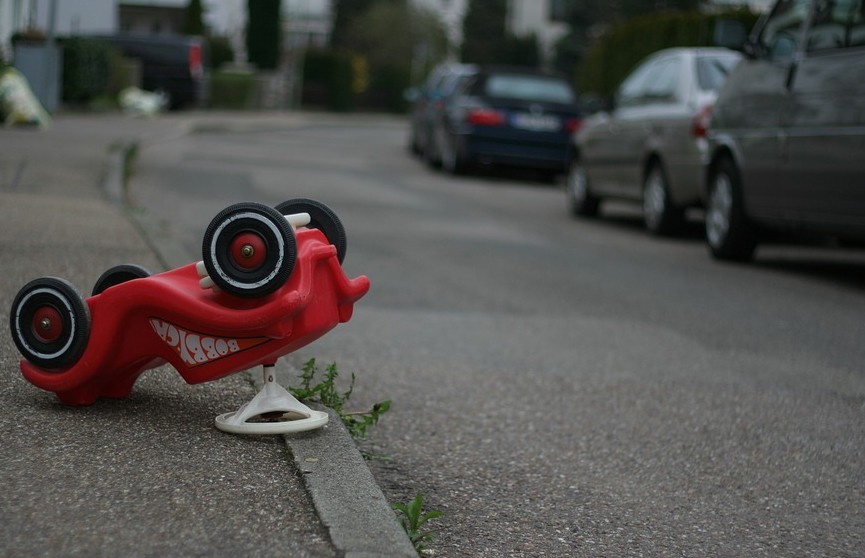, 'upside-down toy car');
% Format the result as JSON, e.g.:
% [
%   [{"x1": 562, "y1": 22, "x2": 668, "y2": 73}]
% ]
[{"x1": 9, "y1": 199, "x2": 370, "y2": 435}]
